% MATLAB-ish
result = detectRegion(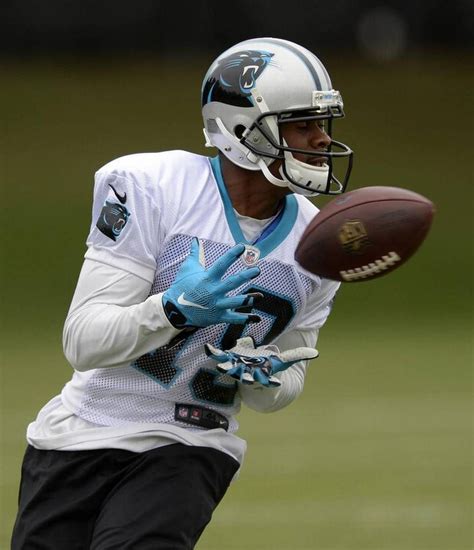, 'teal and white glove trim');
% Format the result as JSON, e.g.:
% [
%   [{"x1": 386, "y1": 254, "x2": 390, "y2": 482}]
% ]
[
  {"x1": 205, "y1": 336, "x2": 319, "y2": 387},
  {"x1": 163, "y1": 239, "x2": 262, "y2": 329}
]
